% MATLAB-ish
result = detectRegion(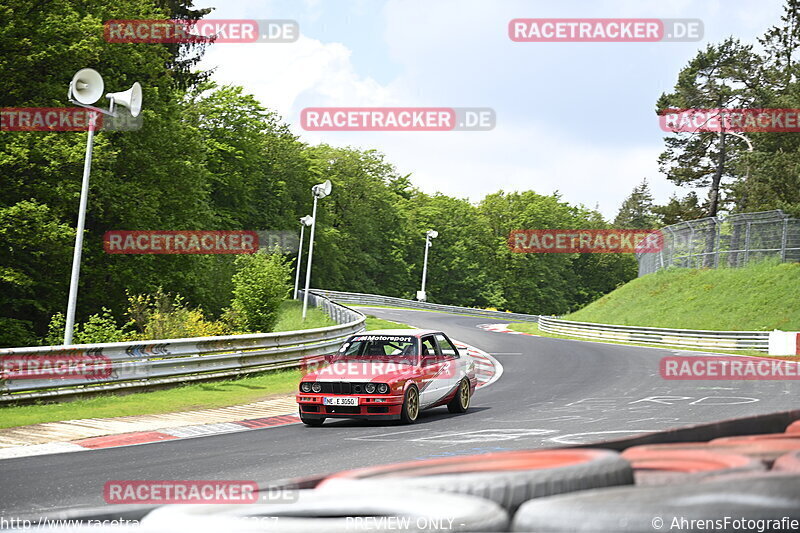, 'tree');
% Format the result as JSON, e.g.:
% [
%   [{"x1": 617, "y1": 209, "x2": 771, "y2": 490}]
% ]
[
  {"x1": 657, "y1": 38, "x2": 762, "y2": 216},
  {"x1": 230, "y1": 252, "x2": 292, "y2": 332},
  {"x1": 614, "y1": 180, "x2": 657, "y2": 228},
  {"x1": 726, "y1": 0, "x2": 800, "y2": 216},
  {"x1": 652, "y1": 193, "x2": 706, "y2": 226}
]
